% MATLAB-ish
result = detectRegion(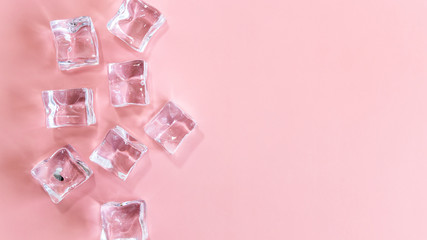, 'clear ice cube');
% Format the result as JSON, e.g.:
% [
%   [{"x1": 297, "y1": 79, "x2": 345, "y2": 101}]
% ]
[
  {"x1": 50, "y1": 16, "x2": 99, "y2": 70},
  {"x1": 42, "y1": 88, "x2": 96, "y2": 128},
  {"x1": 144, "y1": 101, "x2": 196, "y2": 154},
  {"x1": 101, "y1": 200, "x2": 148, "y2": 240},
  {"x1": 31, "y1": 145, "x2": 93, "y2": 204},
  {"x1": 107, "y1": 0, "x2": 165, "y2": 52},
  {"x1": 90, "y1": 126, "x2": 148, "y2": 180},
  {"x1": 108, "y1": 60, "x2": 149, "y2": 107}
]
